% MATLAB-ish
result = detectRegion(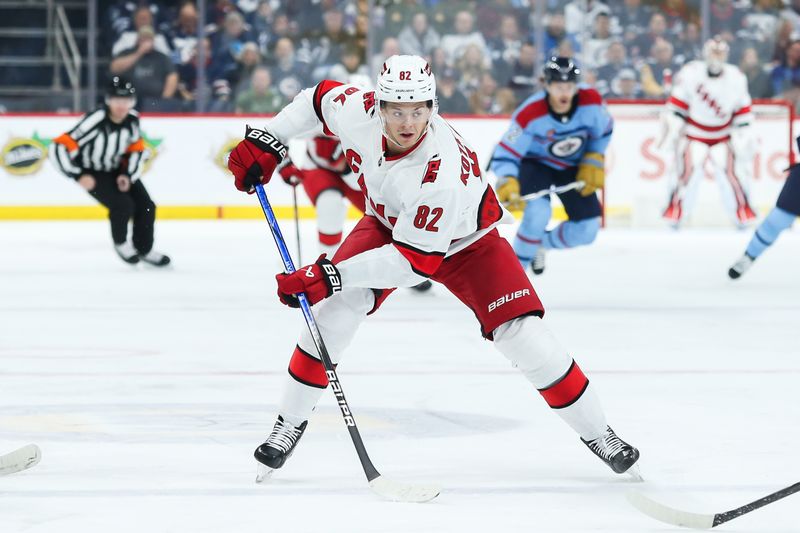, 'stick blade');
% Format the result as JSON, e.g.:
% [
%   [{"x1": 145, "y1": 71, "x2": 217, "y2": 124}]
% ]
[
  {"x1": 626, "y1": 491, "x2": 716, "y2": 530},
  {"x1": 0, "y1": 444, "x2": 41, "y2": 476},
  {"x1": 369, "y1": 475, "x2": 440, "y2": 503}
]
